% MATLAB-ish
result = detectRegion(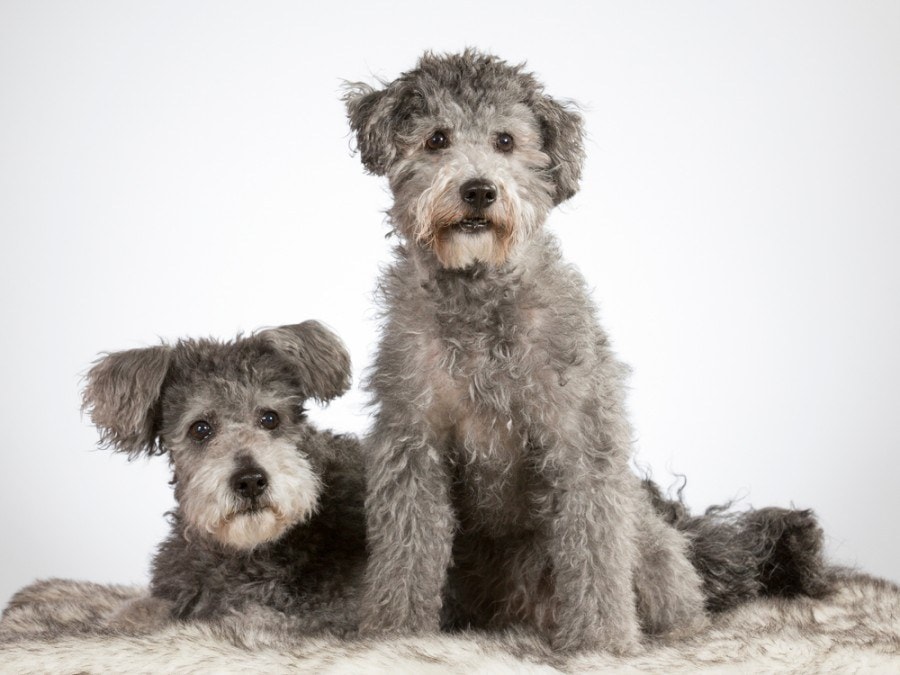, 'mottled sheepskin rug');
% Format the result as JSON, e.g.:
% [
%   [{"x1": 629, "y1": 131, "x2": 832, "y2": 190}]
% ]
[{"x1": 1, "y1": 573, "x2": 898, "y2": 674}]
